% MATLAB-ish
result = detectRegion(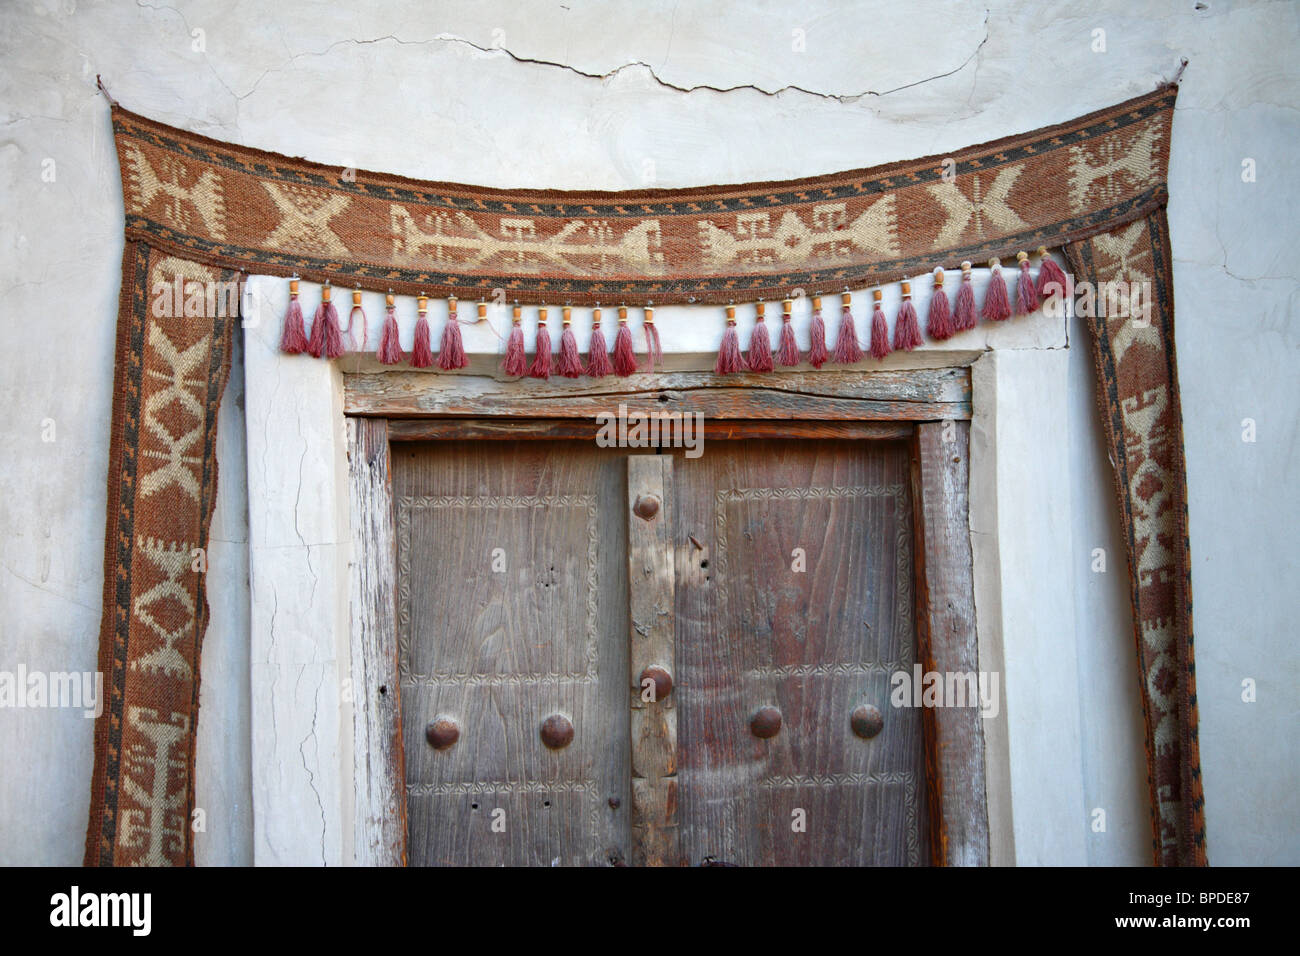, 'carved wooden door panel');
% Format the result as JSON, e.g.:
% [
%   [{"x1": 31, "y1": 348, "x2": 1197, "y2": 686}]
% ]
[
  {"x1": 395, "y1": 441, "x2": 631, "y2": 866},
  {"x1": 672, "y1": 439, "x2": 928, "y2": 866},
  {"x1": 395, "y1": 436, "x2": 927, "y2": 866}
]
